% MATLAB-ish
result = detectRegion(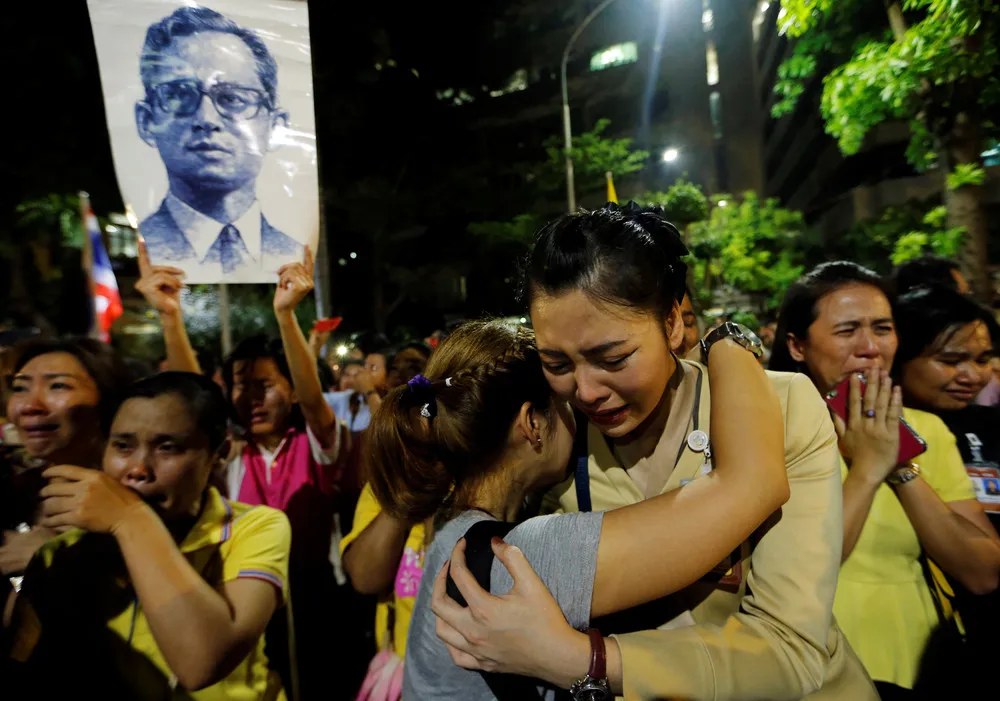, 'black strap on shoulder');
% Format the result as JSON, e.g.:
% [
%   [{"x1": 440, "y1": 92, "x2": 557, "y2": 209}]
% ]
[
  {"x1": 572, "y1": 410, "x2": 592, "y2": 513},
  {"x1": 445, "y1": 519, "x2": 553, "y2": 700},
  {"x1": 445, "y1": 520, "x2": 516, "y2": 606}
]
